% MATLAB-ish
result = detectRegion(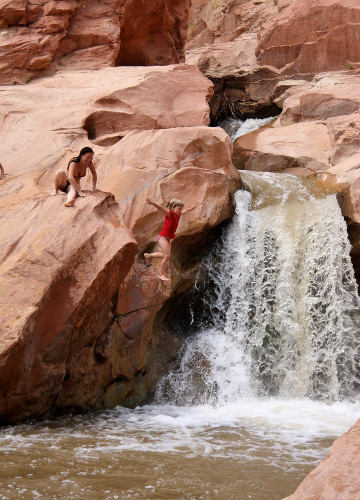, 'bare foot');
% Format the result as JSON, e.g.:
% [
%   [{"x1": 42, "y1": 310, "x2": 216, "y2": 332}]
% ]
[
  {"x1": 64, "y1": 200, "x2": 75, "y2": 207},
  {"x1": 51, "y1": 190, "x2": 58, "y2": 196},
  {"x1": 144, "y1": 253, "x2": 151, "y2": 266},
  {"x1": 159, "y1": 274, "x2": 170, "y2": 282}
]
